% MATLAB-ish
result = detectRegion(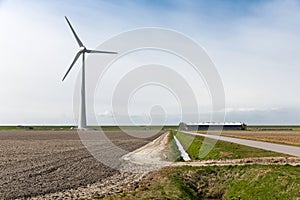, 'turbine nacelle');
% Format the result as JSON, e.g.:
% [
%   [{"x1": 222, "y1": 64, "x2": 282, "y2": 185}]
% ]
[
  {"x1": 79, "y1": 46, "x2": 86, "y2": 53},
  {"x1": 62, "y1": 16, "x2": 117, "y2": 82}
]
